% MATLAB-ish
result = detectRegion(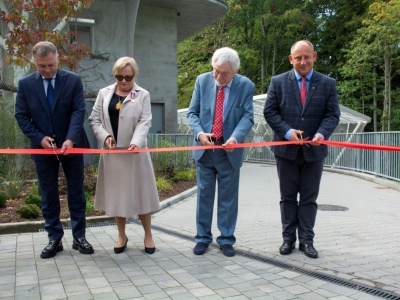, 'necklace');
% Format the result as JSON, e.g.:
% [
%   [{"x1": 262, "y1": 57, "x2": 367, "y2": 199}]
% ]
[{"x1": 115, "y1": 94, "x2": 127, "y2": 110}]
